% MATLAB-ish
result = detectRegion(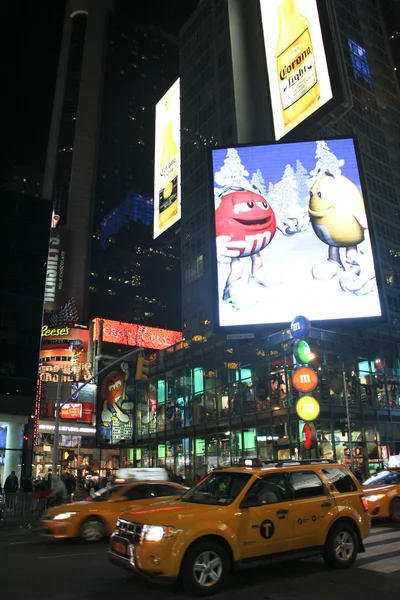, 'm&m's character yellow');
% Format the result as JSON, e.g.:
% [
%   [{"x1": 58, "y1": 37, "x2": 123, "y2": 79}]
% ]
[{"x1": 309, "y1": 172, "x2": 376, "y2": 295}]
